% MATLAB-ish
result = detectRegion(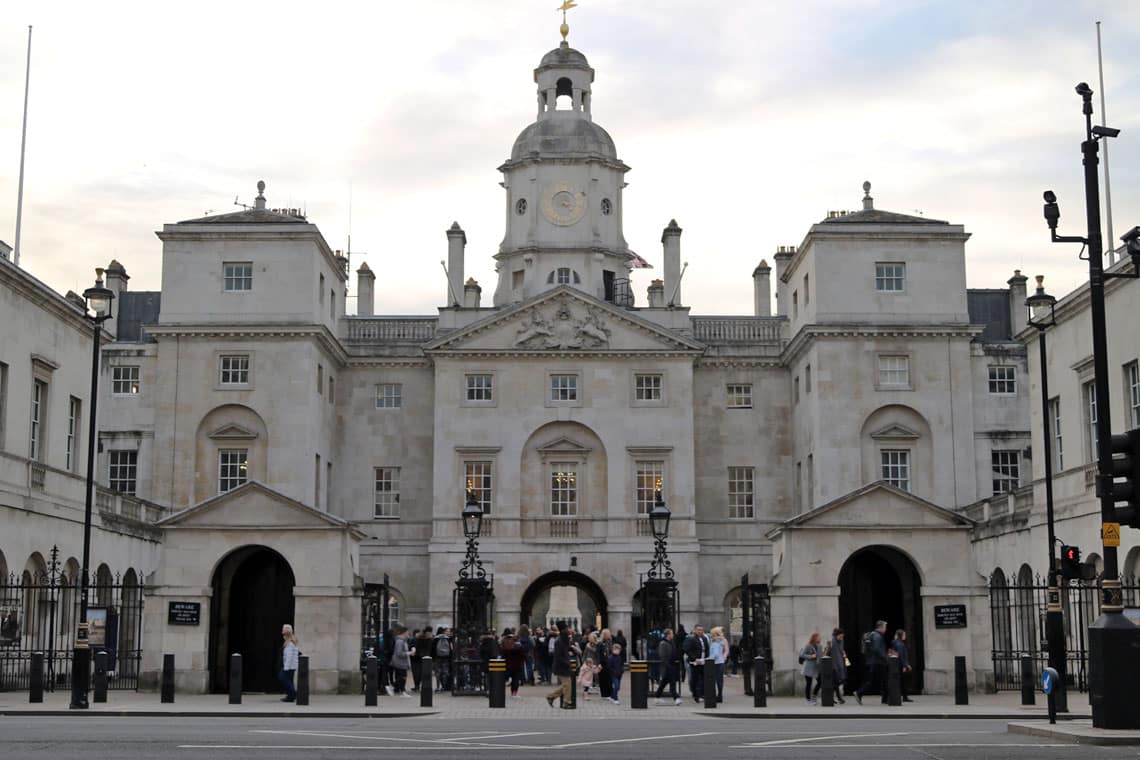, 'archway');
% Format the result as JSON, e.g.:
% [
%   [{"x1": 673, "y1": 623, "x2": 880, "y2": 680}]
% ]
[
  {"x1": 519, "y1": 571, "x2": 607, "y2": 631},
  {"x1": 838, "y1": 545, "x2": 924, "y2": 693},
  {"x1": 208, "y1": 546, "x2": 295, "y2": 693}
]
